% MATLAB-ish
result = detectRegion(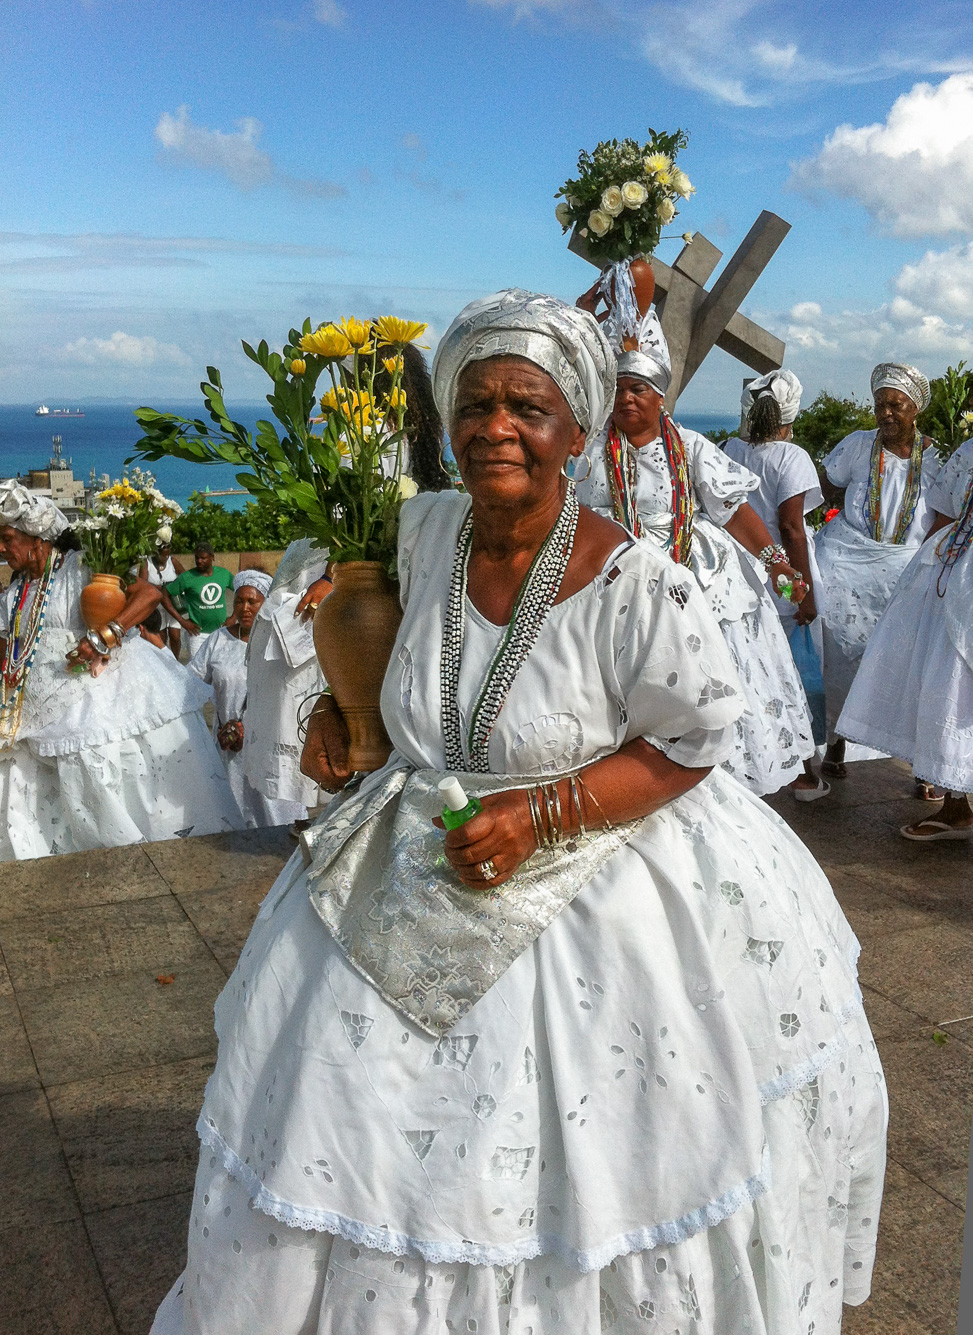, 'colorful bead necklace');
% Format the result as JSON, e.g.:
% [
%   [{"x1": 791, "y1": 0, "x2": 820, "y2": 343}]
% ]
[
  {"x1": 0, "y1": 552, "x2": 62, "y2": 746},
  {"x1": 605, "y1": 413, "x2": 694, "y2": 563},
  {"x1": 864, "y1": 429, "x2": 924, "y2": 544},
  {"x1": 441, "y1": 484, "x2": 580, "y2": 772}
]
